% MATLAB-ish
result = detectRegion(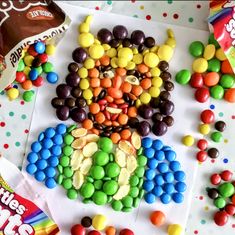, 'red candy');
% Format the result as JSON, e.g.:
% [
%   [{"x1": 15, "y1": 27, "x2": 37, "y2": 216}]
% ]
[
  {"x1": 71, "y1": 224, "x2": 86, "y2": 235},
  {"x1": 15, "y1": 71, "x2": 26, "y2": 83},
  {"x1": 28, "y1": 45, "x2": 38, "y2": 56},
  {"x1": 87, "y1": 231, "x2": 101, "y2": 235},
  {"x1": 190, "y1": 73, "x2": 204, "y2": 88},
  {"x1": 214, "y1": 211, "x2": 229, "y2": 226},
  {"x1": 197, "y1": 139, "x2": 208, "y2": 150},
  {"x1": 38, "y1": 53, "x2": 48, "y2": 64},
  {"x1": 194, "y1": 87, "x2": 210, "y2": 103},
  {"x1": 119, "y1": 228, "x2": 134, "y2": 235},
  {"x1": 225, "y1": 204, "x2": 235, "y2": 216},
  {"x1": 220, "y1": 170, "x2": 233, "y2": 181},
  {"x1": 210, "y1": 173, "x2": 221, "y2": 185},
  {"x1": 196, "y1": 151, "x2": 207, "y2": 162},
  {"x1": 200, "y1": 109, "x2": 215, "y2": 124},
  {"x1": 32, "y1": 76, "x2": 44, "y2": 87}
]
